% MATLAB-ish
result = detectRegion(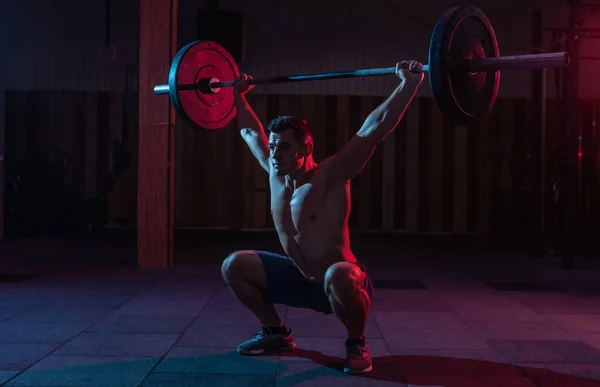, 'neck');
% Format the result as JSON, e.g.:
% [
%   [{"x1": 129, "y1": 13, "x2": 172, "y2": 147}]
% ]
[{"x1": 285, "y1": 157, "x2": 317, "y2": 189}]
